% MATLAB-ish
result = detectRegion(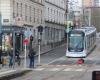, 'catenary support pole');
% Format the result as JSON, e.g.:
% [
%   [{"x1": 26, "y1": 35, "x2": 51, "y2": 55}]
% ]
[{"x1": 38, "y1": 32, "x2": 41, "y2": 65}]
